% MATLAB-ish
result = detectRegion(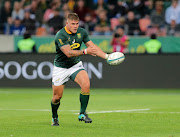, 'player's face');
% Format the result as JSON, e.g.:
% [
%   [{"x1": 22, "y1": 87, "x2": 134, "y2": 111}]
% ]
[{"x1": 66, "y1": 19, "x2": 79, "y2": 33}]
